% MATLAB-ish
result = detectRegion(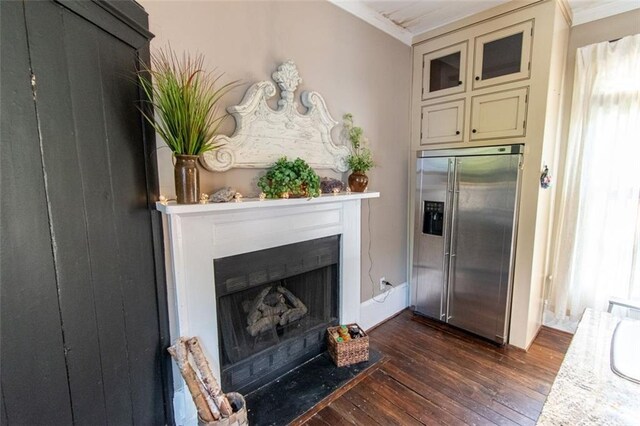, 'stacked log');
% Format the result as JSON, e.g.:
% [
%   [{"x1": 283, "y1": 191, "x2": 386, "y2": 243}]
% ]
[{"x1": 168, "y1": 337, "x2": 233, "y2": 422}]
